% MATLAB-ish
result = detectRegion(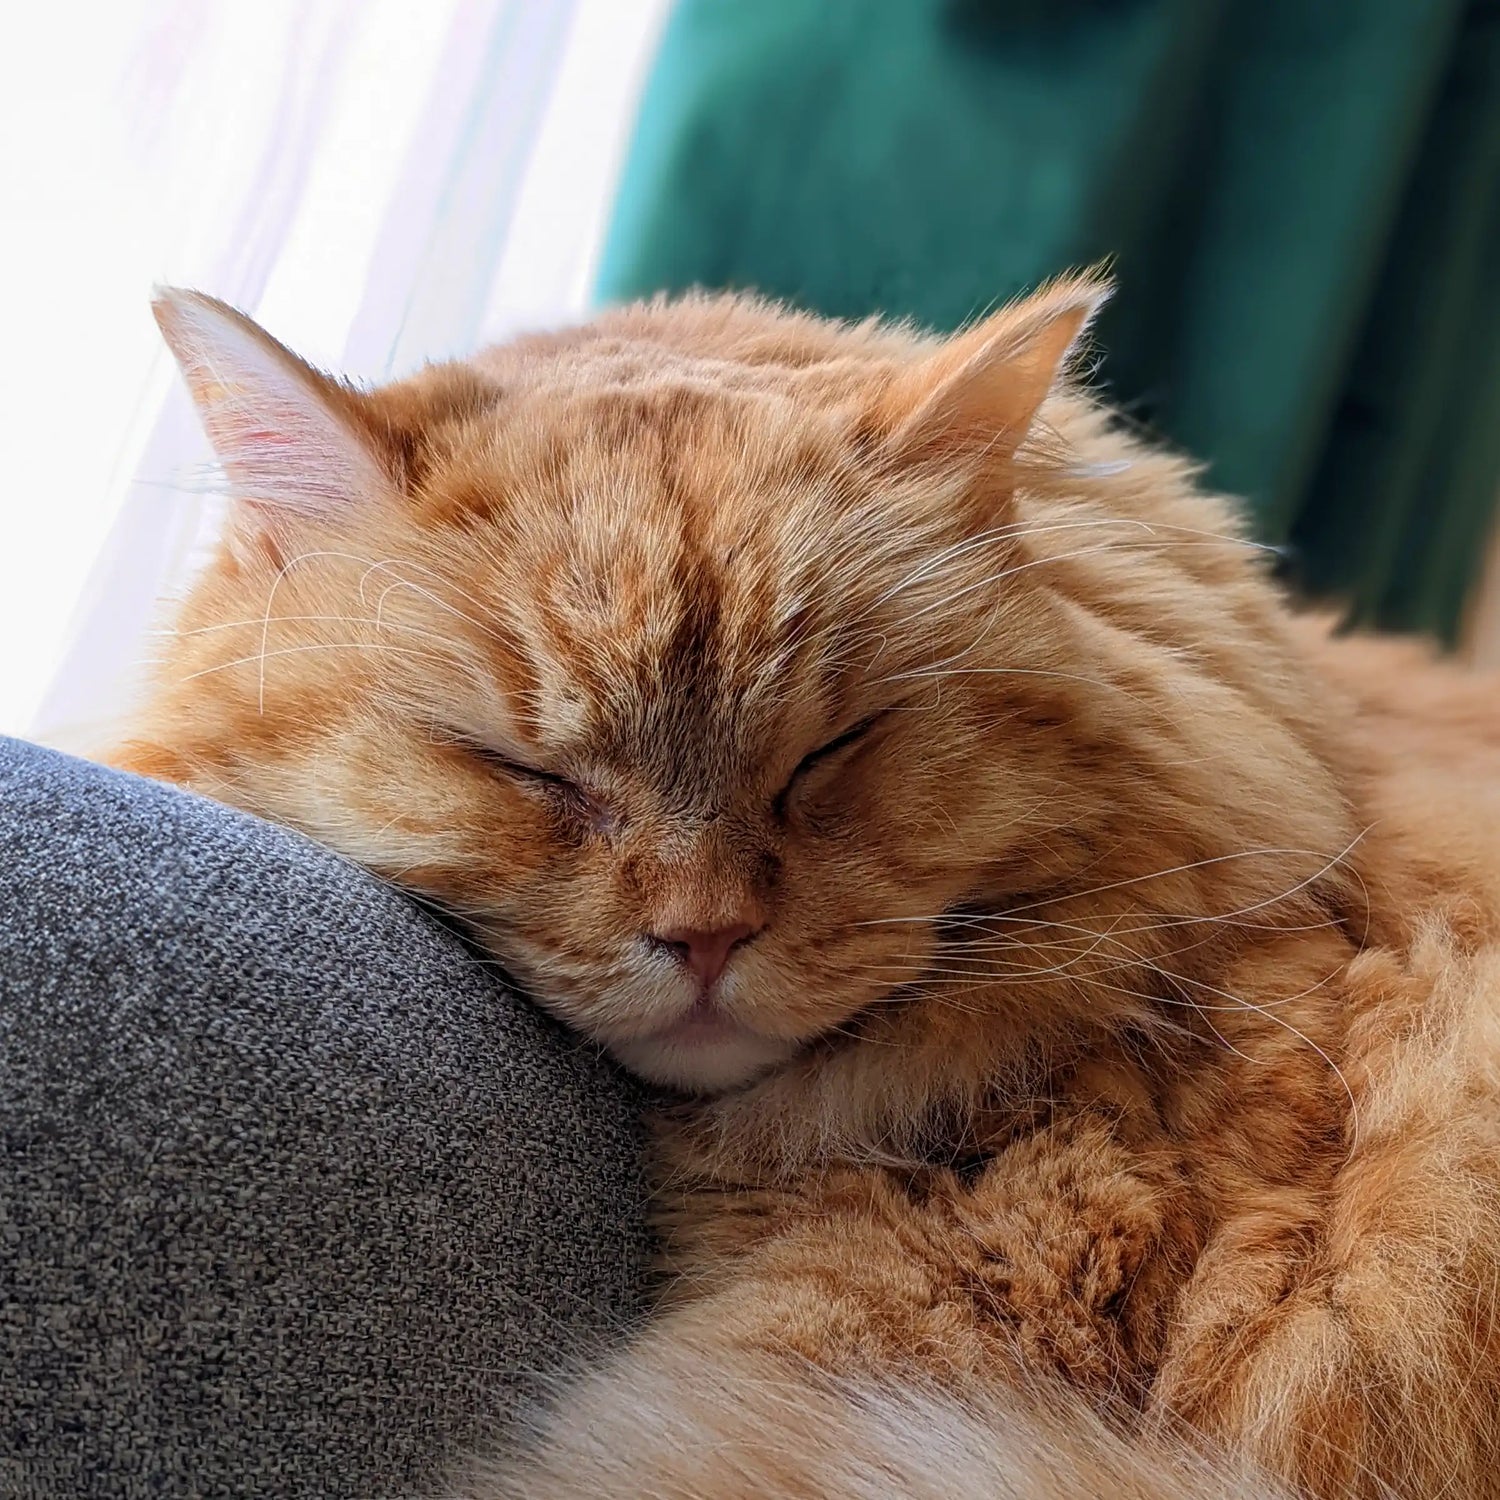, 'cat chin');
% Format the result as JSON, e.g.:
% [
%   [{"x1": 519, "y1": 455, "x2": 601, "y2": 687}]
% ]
[{"x1": 610, "y1": 1029, "x2": 802, "y2": 1095}]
